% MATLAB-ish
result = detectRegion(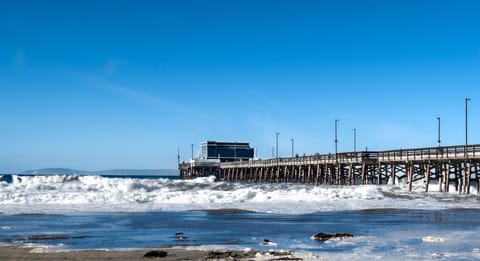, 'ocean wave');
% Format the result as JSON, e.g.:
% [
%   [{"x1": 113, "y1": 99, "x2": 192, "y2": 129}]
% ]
[{"x1": 0, "y1": 175, "x2": 479, "y2": 214}]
